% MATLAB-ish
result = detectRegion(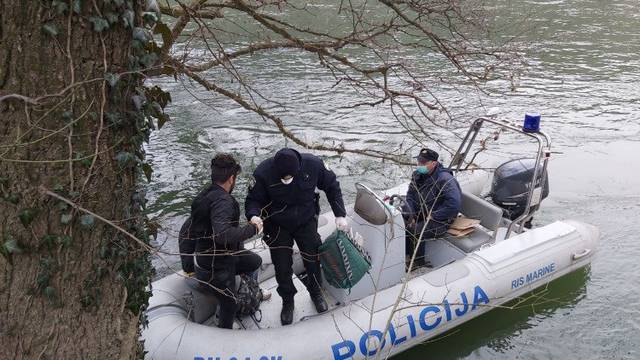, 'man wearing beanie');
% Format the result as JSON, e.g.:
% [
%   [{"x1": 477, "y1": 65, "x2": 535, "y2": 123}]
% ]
[
  {"x1": 404, "y1": 148, "x2": 461, "y2": 267},
  {"x1": 245, "y1": 148, "x2": 348, "y2": 325}
]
